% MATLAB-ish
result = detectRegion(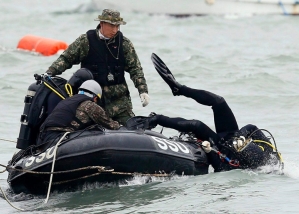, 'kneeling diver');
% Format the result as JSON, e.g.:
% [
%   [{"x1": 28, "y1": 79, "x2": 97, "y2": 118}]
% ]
[{"x1": 38, "y1": 80, "x2": 120, "y2": 145}]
